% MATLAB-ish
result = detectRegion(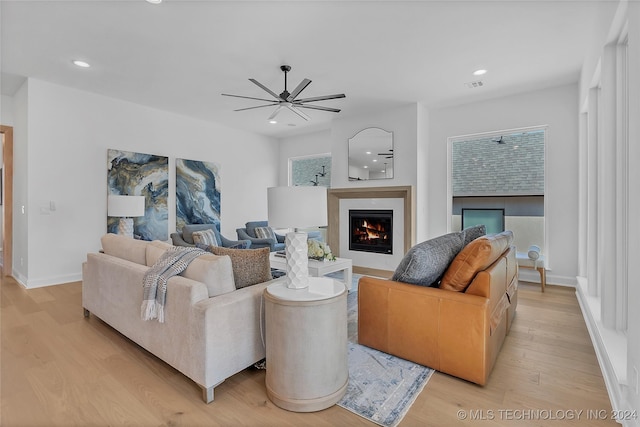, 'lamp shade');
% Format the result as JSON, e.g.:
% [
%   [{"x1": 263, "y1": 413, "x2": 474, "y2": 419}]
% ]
[
  {"x1": 107, "y1": 195, "x2": 145, "y2": 217},
  {"x1": 267, "y1": 186, "x2": 327, "y2": 229}
]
